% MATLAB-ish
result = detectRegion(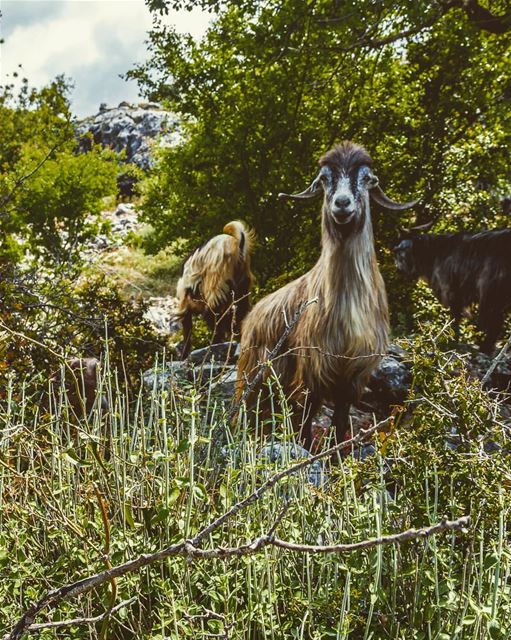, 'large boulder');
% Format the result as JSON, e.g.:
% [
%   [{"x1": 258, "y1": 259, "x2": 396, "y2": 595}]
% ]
[{"x1": 76, "y1": 102, "x2": 180, "y2": 172}]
